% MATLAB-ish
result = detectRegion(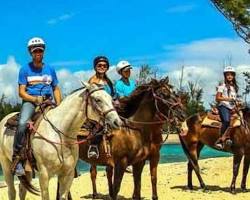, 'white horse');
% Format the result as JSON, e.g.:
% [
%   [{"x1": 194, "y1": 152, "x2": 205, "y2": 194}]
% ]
[{"x1": 0, "y1": 83, "x2": 122, "y2": 200}]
